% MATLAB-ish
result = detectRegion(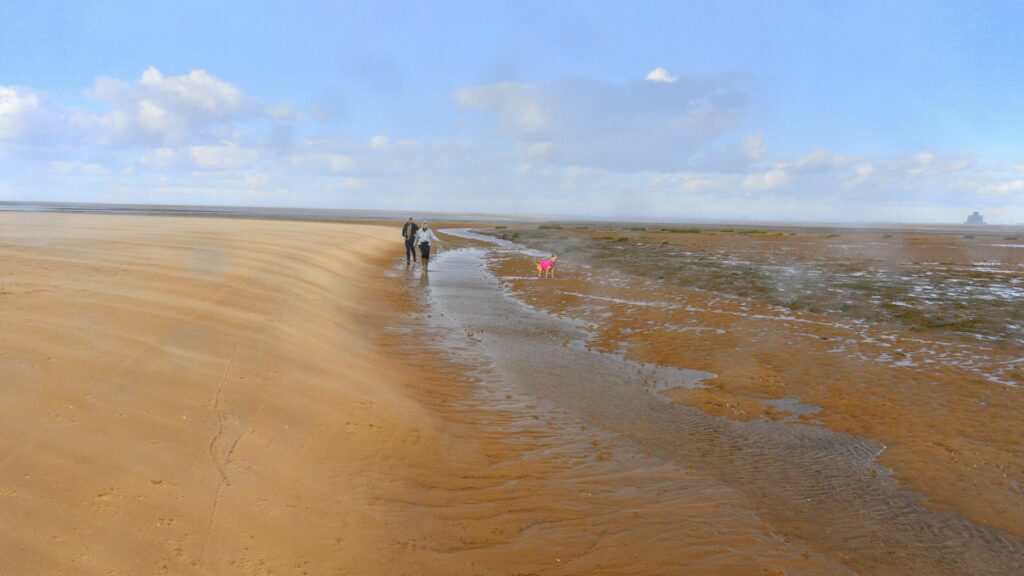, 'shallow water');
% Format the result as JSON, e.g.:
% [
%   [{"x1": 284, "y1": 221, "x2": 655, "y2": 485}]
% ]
[{"x1": 422, "y1": 231, "x2": 1024, "y2": 575}]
